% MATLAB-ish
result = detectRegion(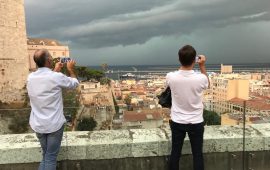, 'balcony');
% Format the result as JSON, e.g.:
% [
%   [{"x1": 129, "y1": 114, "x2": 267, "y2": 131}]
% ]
[{"x1": 0, "y1": 124, "x2": 270, "y2": 170}]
